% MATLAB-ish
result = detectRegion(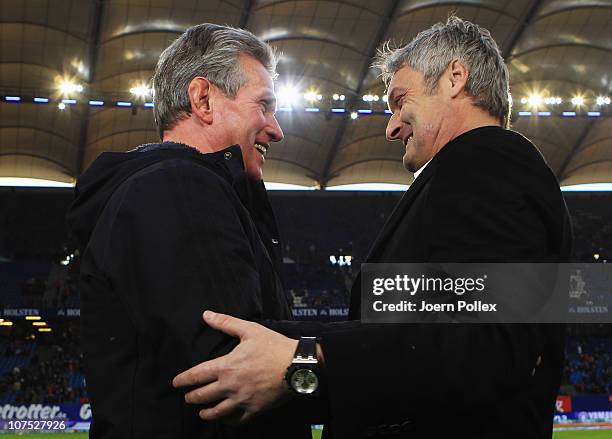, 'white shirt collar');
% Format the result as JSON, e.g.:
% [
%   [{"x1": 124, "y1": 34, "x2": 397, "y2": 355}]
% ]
[{"x1": 413, "y1": 159, "x2": 432, "y2": 181}]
